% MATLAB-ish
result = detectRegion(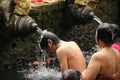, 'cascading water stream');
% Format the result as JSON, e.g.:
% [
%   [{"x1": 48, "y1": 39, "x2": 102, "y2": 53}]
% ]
[
  {"x1": 93, "y1": 15, "x2": 103, "y2": 24},
  {"x1": 90, "y1": 12, "x2": 103, "y2": 24}
]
